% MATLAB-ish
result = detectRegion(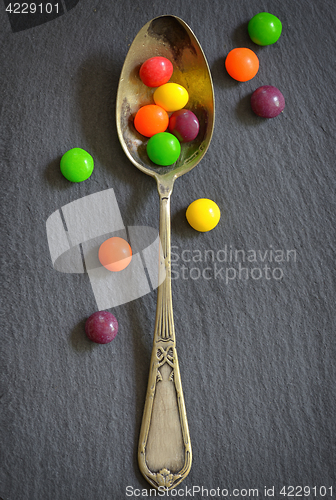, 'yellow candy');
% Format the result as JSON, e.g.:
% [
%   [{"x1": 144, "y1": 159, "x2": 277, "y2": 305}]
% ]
[
  {"x1": 154, "y1": 83, "x2": 189, "y2": 112},
  {"x1": 186, "y1": 199, "x2": 220, "y2": 232}
]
